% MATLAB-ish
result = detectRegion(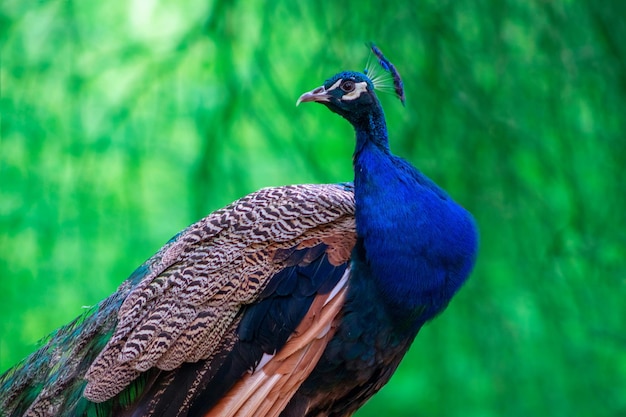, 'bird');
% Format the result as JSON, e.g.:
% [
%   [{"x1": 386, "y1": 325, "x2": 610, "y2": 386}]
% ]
[{"x1": 0, "y1": 45, "x2": 478, "y2": 417}]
